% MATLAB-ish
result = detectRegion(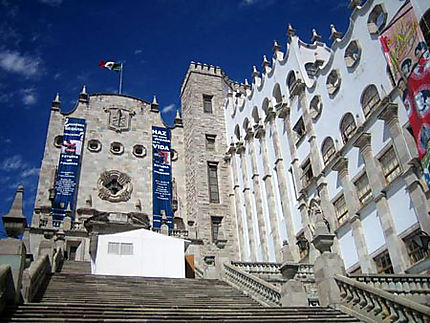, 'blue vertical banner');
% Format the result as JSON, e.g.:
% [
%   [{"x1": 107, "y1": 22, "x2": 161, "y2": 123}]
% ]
[
  {"x1": 51, "y1": 117, "x2": 86, "y2": 221},
  {"x1": 152, "y1": 126, "x2": 173, "y2": 229}
]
